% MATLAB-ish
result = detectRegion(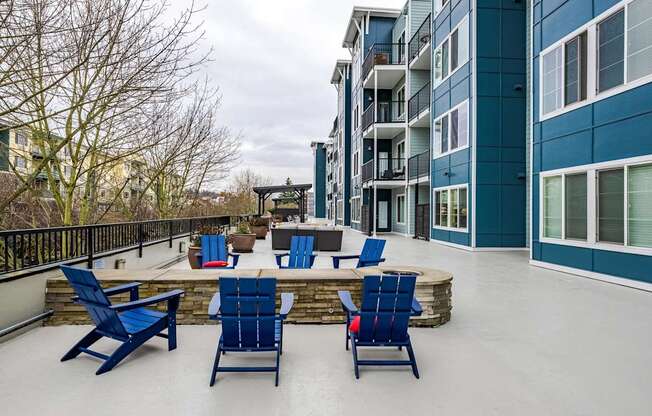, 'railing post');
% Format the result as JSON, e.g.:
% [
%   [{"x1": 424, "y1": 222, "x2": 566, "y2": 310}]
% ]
[
  {"x1": 138, "y1": 222, "x2": 144, "y2": 258},
  {"x1": 86, "y1": 226, "x2": 94, "y2": 269},
  {"x1": 168, "y1": 220, "x2": 173, "y2": 248}
]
